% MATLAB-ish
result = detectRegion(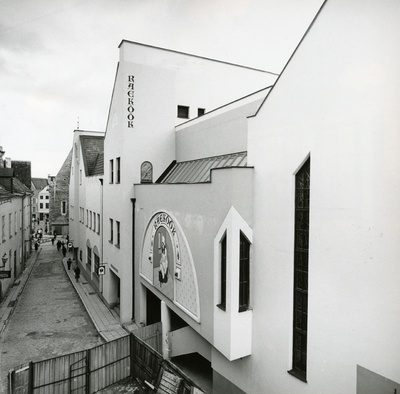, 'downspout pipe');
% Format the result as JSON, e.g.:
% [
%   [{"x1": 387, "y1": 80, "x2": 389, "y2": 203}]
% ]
[
  {"x1": 131, "y1": 198, "x2": 136, "y2": 321},
  {"x1": 100, "y1": 179, "x2": 104, "y2": 294}
]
